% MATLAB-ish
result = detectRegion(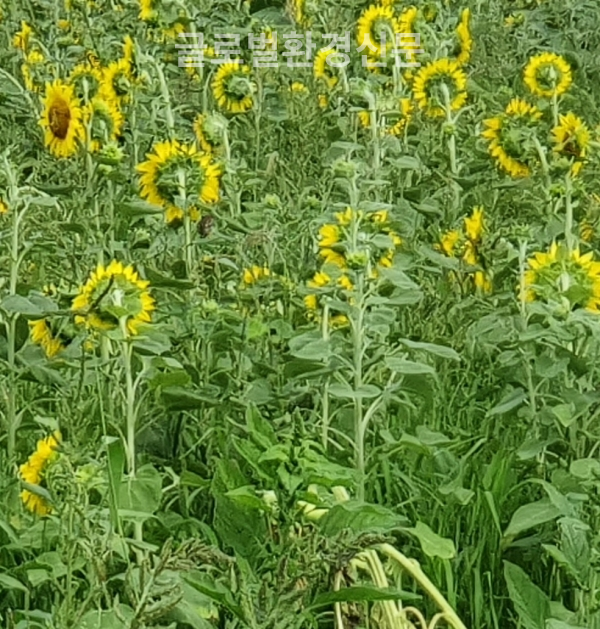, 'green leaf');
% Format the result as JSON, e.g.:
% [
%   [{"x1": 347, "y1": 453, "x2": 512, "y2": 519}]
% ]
[
  {"x1": 0, "y1": 573, "x2": 29, "y2": 593},
  {"x1": 225, "y1": 486, "x2": 269, "y2": 512},
  {"x1": 504, "y1": 499, "x2": 562, "y2": 539},
  {"x1": 79, "y1": 606, "x2": 134, "y2": 628},
  {"x1": 118, "y1": 464, "x2": 162, "y2": 515},
  {"x1": 503, "y1": 561, "x2": 550, "y2": 629},
  {"x1": 407, "y1": 521, "x2": 456, "y2": 559},
  {"x1": 246, "y1": 404, "x2": 276, "y2": 449},
  {"x1": 0, "y1": 295, "x2": 42, "y2": 317},
  {"x1": 310, "y1": 585, "x2": 421, "y2": 608},
  {"x1": 570, "y1": 458, "x2": 600, "y2": 480},
  {"x1": 385, "y1": 357, "x2": 436, "y2": 376},
  {"x1": 144, "y1": 268, "x2": 195, "y2": 290},
  {"x1": 161, "y1": 385, "x2": 220, "y2": 409},
  {"x1": 329, "y1": 382, "x2": 381, "y2": 399},
  {"x1": 321, "y1": 501, "x2": 406, "y2": 536},
  {"x1": 398, "y1": 339, "x2": 460, "y2": 361},
  {"x1": 106, "y1": 437, "x2": 124, "y2": 529},
  {"x1": 551, "y1": 404, "x2": 574, "y2": 428},
  {"x1": 487, "y1": 389, "x2": 527, "y2": 417}
]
